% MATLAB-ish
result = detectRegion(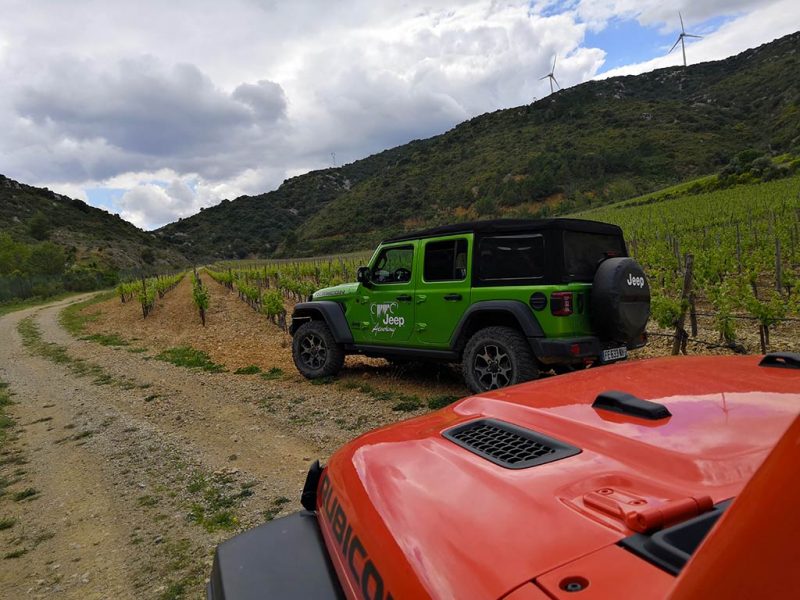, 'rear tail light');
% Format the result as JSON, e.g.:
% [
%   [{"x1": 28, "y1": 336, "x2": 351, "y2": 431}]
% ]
[{"x1": 551, "y1": 291, "x2": 574, "y2": 316}]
